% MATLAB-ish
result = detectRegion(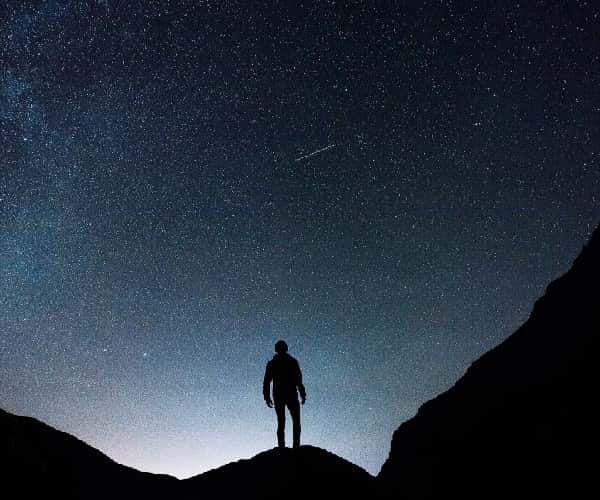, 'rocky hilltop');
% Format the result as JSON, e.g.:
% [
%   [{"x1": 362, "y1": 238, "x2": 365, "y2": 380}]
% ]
[
  {"x1": 181, "y1": 445, "x2": 373, "y2": 499},
  {"x1": 0, "y1": 407, "x2": 372, "y2": 499}
]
